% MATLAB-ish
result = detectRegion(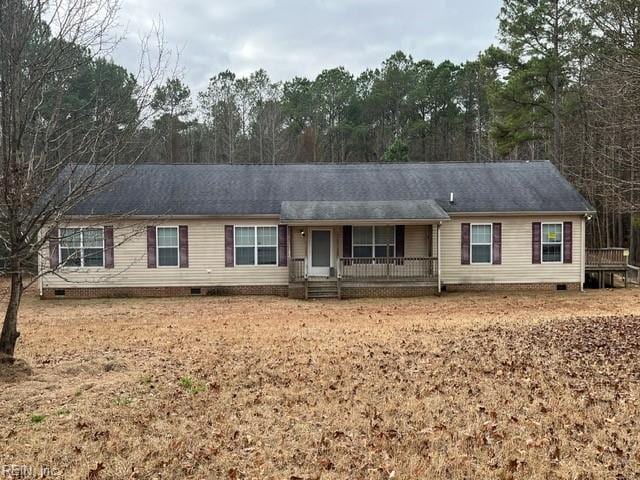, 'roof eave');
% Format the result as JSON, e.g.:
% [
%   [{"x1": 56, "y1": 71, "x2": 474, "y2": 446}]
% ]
[
  {"x1": 281, "y1": 218, "x2": 450, "y2": 225},
  {"x1": 447, "y1": 210, "x2": 596, "y2": 216}
]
